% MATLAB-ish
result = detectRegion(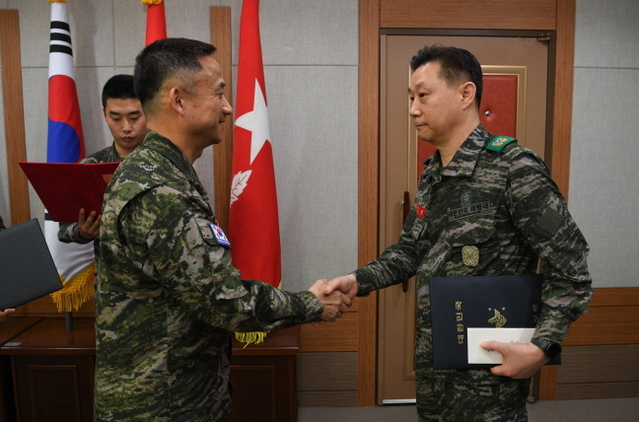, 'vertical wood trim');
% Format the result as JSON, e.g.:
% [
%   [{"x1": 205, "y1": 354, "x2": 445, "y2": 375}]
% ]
[
  {"x1": 357, "y1": 0, "x2": 380, "y2": 407},
  {"x1": 549, "y1": 0, "x2": 576, "y2": 198},
  {"x1": 0, "y1": 10, "x2": 30, "y2": 225},
  {"x1": 210, "y1": 7, "x2": 233, "y2": 231},
  {"x1": 536, "y1": 0, "x2": 576, "y2": 399}
]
